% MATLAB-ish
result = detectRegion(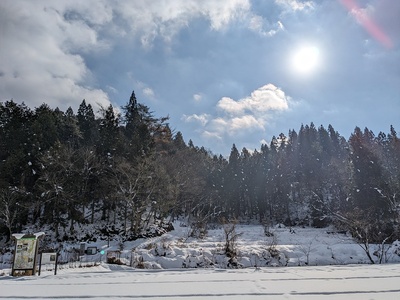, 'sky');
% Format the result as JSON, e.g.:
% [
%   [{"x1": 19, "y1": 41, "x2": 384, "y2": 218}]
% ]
[{"x1": 1, "y1": 0, "x2": 399, "y2": 156}]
